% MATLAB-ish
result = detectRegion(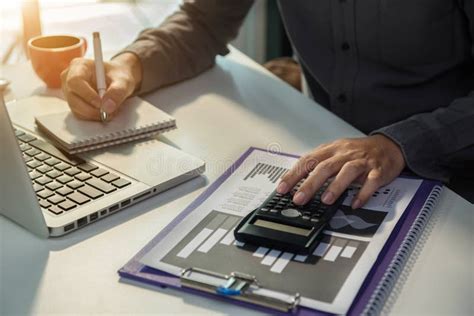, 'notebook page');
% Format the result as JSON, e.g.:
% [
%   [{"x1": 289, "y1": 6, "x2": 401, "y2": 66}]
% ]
[{"x1": 35, "y1": 96, "x2": 175, "y2": 149}]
